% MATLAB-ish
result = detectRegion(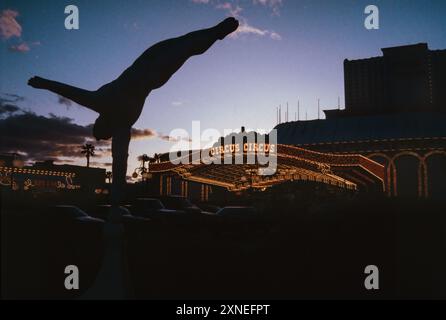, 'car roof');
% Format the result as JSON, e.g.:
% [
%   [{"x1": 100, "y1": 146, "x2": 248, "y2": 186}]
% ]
[
  {"x1": 50, "y1": 205, "x2": 78, "y2": 208},
  {"x1": 158, "y1": 195, "x2": 185, "y2": 199}
]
